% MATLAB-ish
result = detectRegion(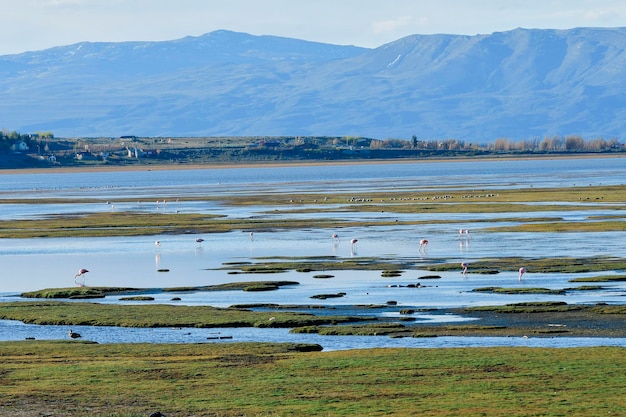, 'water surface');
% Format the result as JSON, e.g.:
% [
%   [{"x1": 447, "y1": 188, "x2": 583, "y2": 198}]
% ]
[{"x1": 2, "y1": 158, "x2": 625, "y2": 349}]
